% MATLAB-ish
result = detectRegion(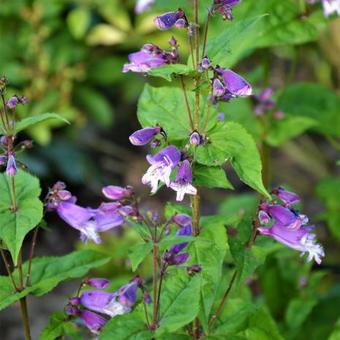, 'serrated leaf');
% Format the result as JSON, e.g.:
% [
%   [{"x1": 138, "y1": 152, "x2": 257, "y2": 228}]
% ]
[
  {"x1": 148, "y1": 64, "x2": 195, "y2": 81},
  {"x1": 157, "y1": 272, "x2": 202, "y2": 334},
  {"x1": 193, "y1": 164, "x2": 234, "y2": 189},
  {"x1": 137, "y1": 84, "x2": 217, "y2": 141},
  {"x1": 129, "y1": 242, "x2": 153, "y2": 271},
  {"x1": 266, "y1": 116, "x2": 318, "y2": 146},
  {"x1": 0, "y1": 170, "x2": 43, "y2": 264},
  {"x1": 15, "y1": 113, "x2": 69, "y2": 133},
  {"x1": 39, "y1": 312, "x2": 81, "y2": 340},
  {"x1": 0, "y1": 250, "x2": 111, "y2": 311},
  {"x1": 196, "y1": 122, "x2": 270, "y2": 198}
]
